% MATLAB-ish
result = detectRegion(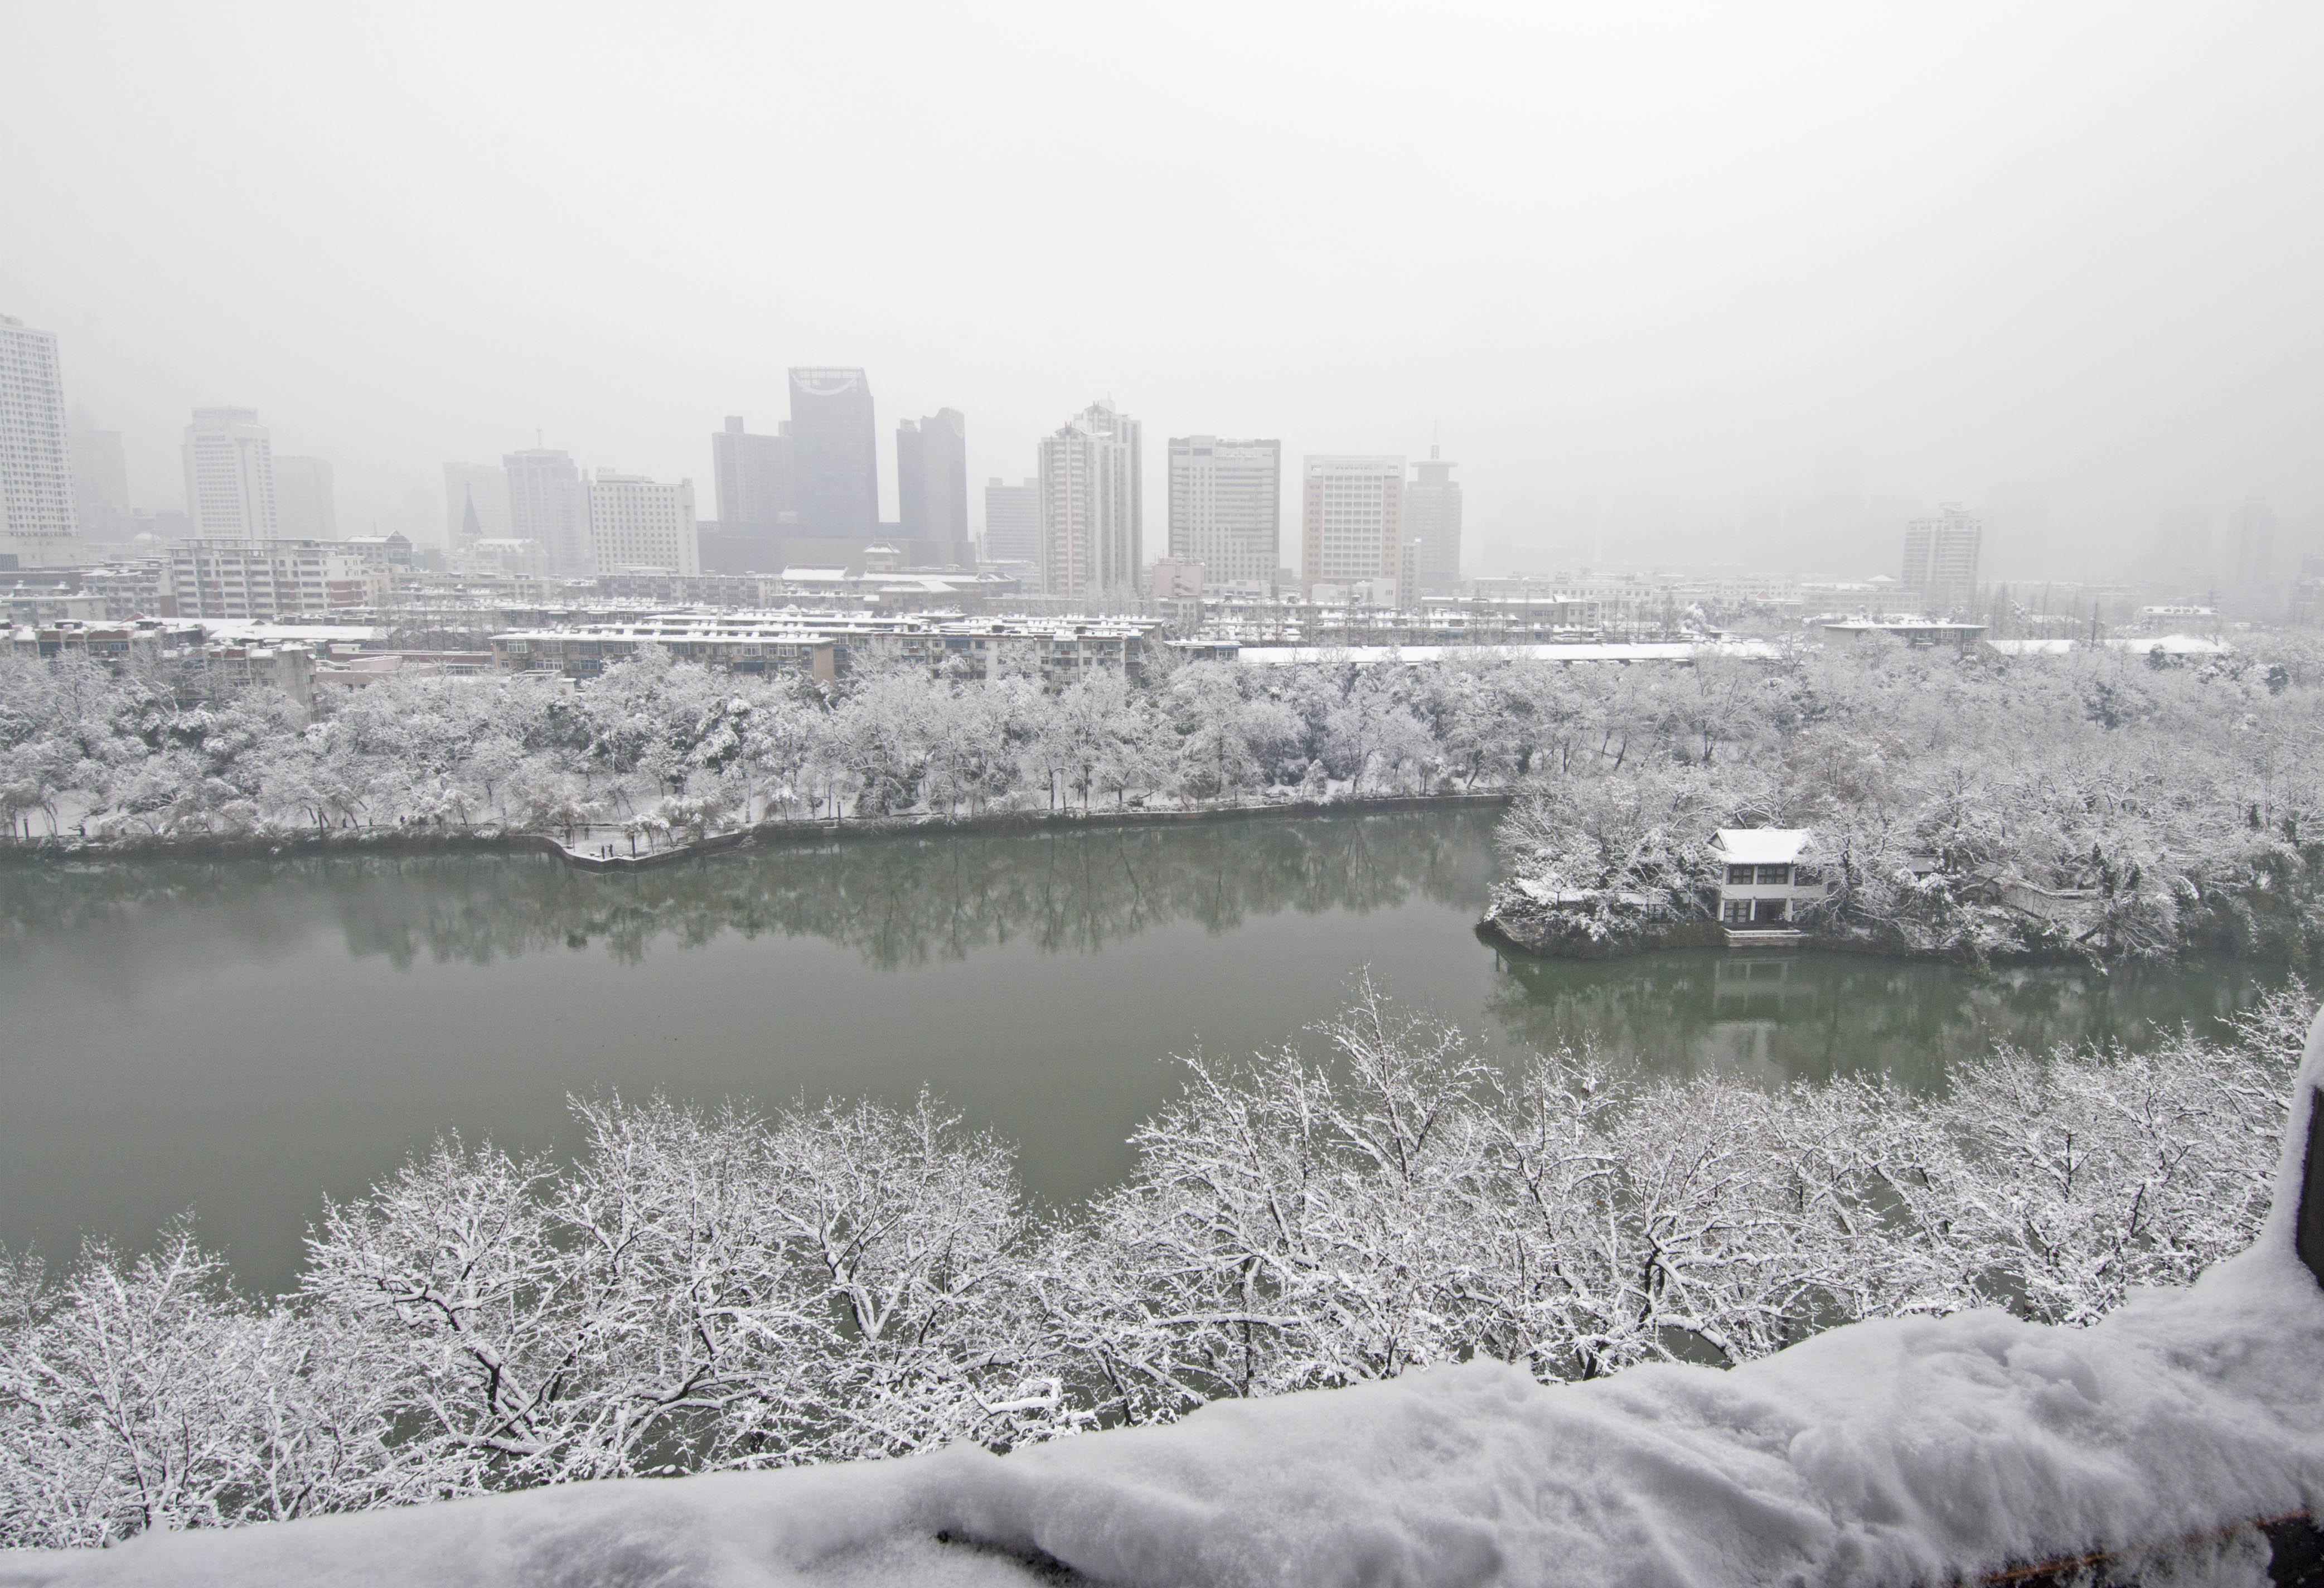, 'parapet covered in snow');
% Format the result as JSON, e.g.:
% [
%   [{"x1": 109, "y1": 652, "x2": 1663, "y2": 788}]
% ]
[{"x1": 13, "y1": 1014, "x2": 2324, "y2": 1588}]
